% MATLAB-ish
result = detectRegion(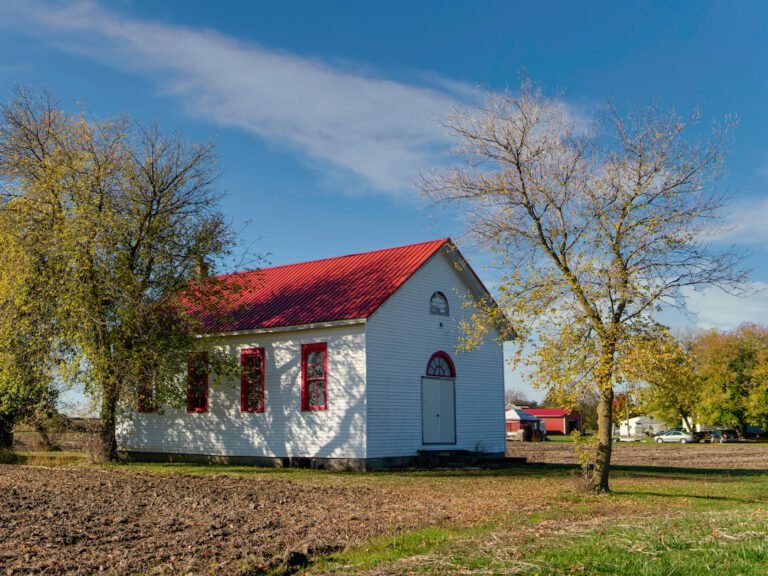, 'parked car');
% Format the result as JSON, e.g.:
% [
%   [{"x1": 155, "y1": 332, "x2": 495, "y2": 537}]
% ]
[
  {"x1": 710, "y1": 429, "x2": 740, "y2": 443},
  {"x1": 692, "y1": 431, "x2": 709, "y2": 443},
  {"x1": 654, "y1": 430, "x2": 697, "y2": 444}
]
